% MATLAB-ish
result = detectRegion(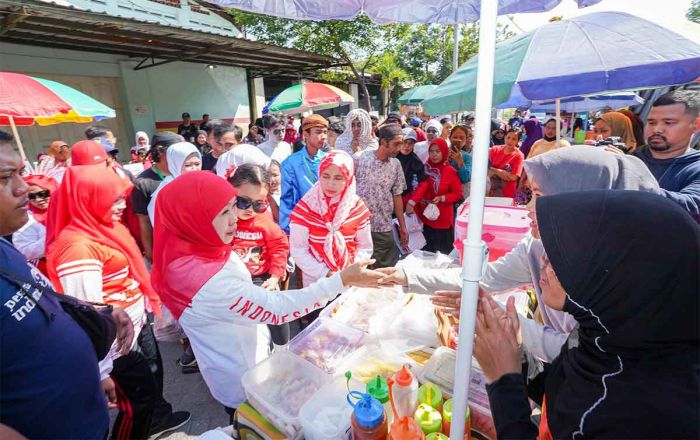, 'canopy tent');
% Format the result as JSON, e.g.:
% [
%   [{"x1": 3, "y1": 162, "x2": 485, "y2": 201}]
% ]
[
  {"x1": 496, "y1": 91, "x2": 645, "y2": 112},
  {"x1": 397, "y1": 85, "x2": 438, "y2": 104},
  {"x1": 209, "y1": 0, "x2": 602, "y2": 24},
  {"x1": 422, "y1": 12, "x2": 700, "y2": 114},
  {"x1": 262, "y1": 82, "x2": 355, "y2": 114},
  {"x1": 0, "y1": 72, "x2": 116, "y2": 161},
  {"x1": 209, "y1": 2, "x2": 606, "y2": 439}
]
